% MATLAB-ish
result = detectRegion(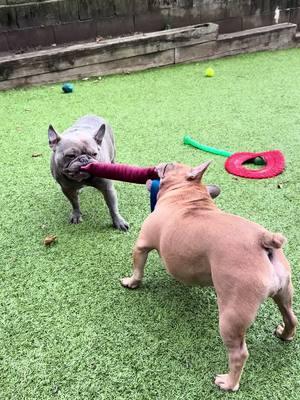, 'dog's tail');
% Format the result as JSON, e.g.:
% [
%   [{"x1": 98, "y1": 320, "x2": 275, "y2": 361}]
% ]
[{"x1": 261, "y1": 231, "x2": 287, "y2": 249}]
